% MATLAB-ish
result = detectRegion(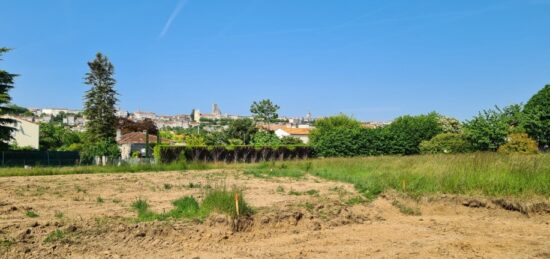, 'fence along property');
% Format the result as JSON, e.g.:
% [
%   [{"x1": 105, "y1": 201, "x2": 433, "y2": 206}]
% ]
[
  {"x1": 1, "y1": 151, "x2": 80, "y2": 166},
  {"x1": 157, "y1": 145, "x2": 313, "y2": 164}
]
